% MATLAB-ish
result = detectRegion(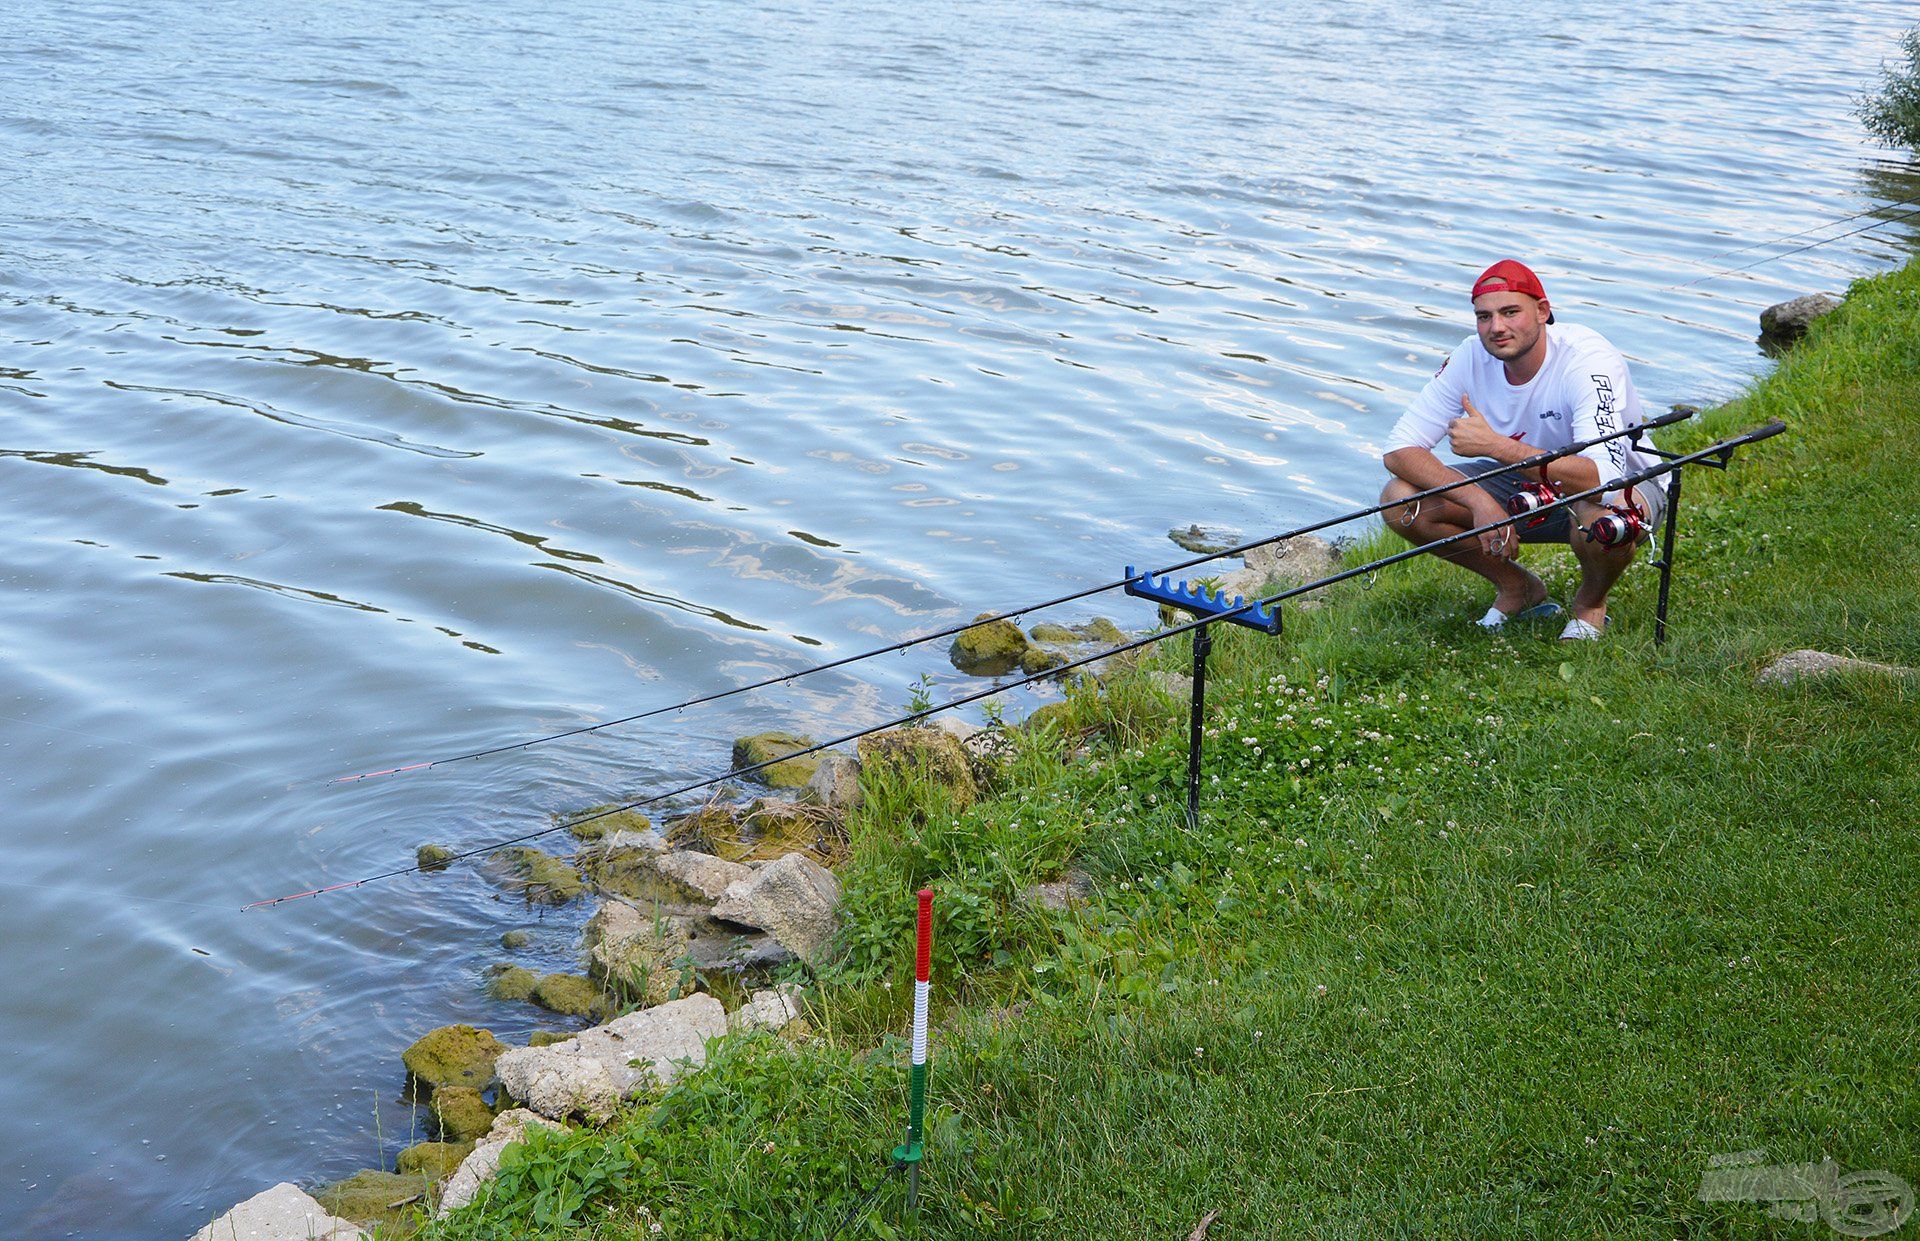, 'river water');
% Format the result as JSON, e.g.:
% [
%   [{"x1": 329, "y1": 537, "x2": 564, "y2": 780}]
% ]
[{"x1": 3, "y1": 3, "x2": 1916, "y2": 1234}]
